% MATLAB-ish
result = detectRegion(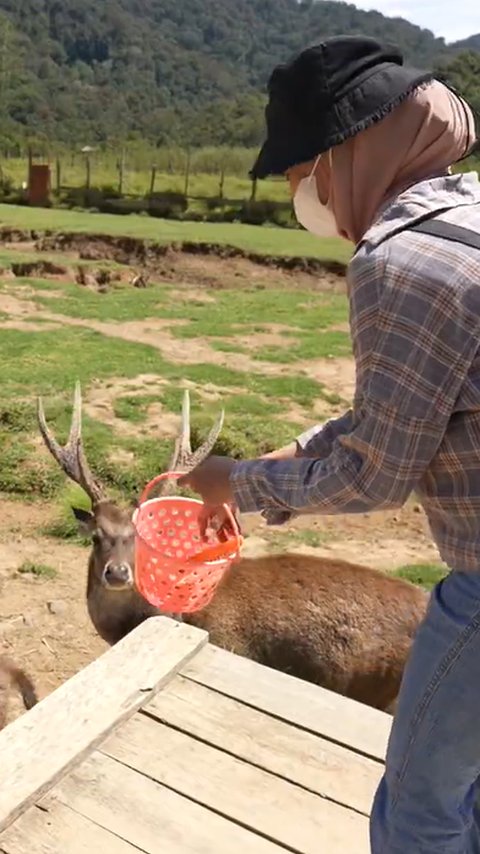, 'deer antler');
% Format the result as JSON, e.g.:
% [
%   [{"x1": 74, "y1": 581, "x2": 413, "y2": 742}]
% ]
[
  {"x1": 37, "y1": 382, "x2": 105, "y2": 505},
  {"x1": 159, "y1": 389, "x2": 224, "y2": 495}
]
